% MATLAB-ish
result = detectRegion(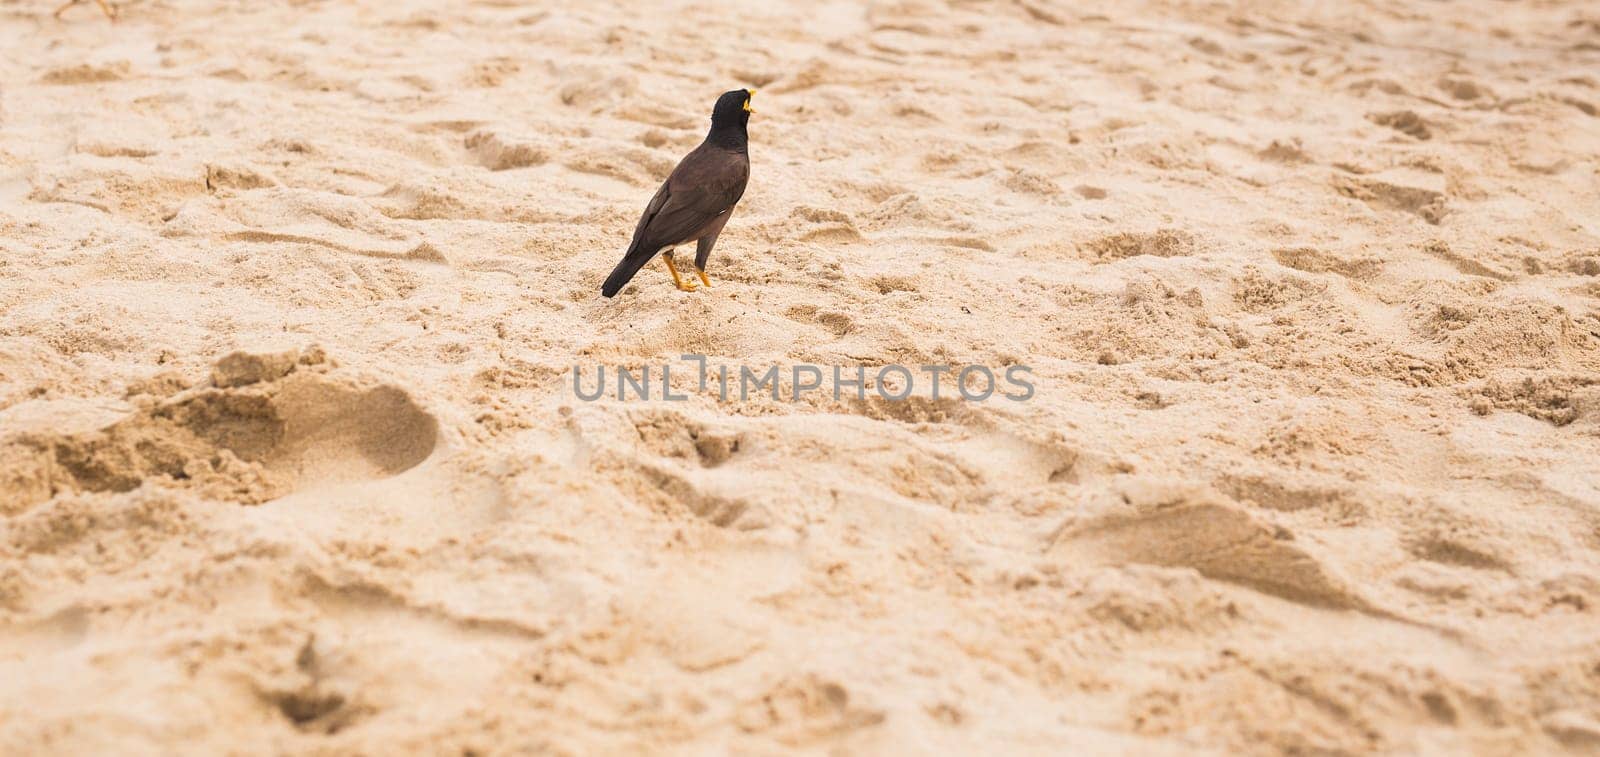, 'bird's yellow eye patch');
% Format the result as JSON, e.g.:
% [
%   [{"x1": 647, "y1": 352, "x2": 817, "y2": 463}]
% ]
[{"x1": 743, "y1": 89, "x2": 756, "y2": 113}]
